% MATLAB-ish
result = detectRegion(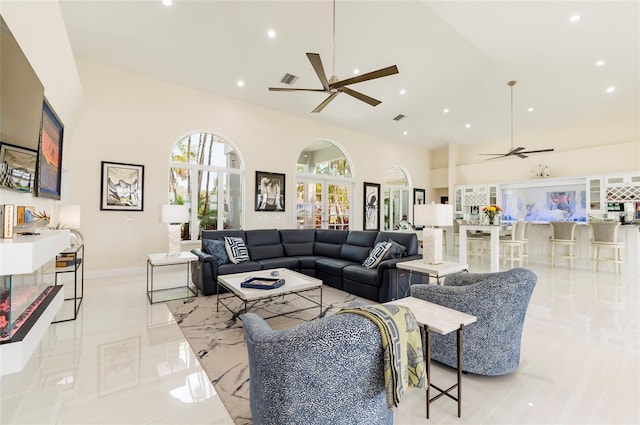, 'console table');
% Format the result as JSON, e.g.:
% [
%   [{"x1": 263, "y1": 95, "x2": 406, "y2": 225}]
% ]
[
  {"x1": 52, "y1": 243, "x2": 84, "y2": 323},
  {"x1": 388, "y1": 296, "x2": 477, "y2": 418}
]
